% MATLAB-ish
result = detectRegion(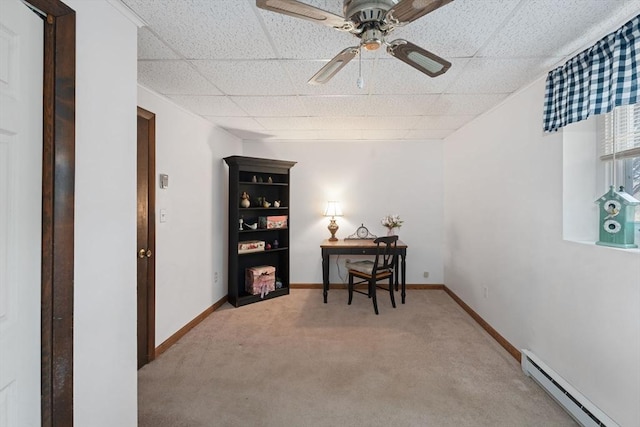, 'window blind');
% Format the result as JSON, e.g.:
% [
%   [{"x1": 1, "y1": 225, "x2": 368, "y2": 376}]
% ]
[{"x1": 599, "y1": 103, "x2": 640, "y2": 160}]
